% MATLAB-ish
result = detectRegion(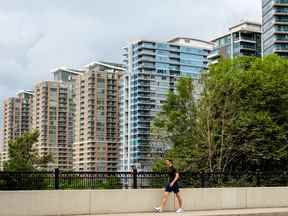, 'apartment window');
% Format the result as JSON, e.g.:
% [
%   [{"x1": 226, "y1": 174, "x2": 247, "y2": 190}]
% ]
[
  {"x1": 156, "y1": 50, "x2": 169, "y2": 56},
  {"x1": 219, "y1": 36, "x2": 231, "y2": 47},
  {"x1": 276, "y1": 25, "x2": 288, "y2": 31},
  {"x1": 184, "y1": 39, "x2": 190, "y2": 43},
  {"x1": 142, "y1": 42, "x2": 155, "y2": 48},
  {"x1": 180, "y1": 66, "x2": 199, "y2": 74},
  {"x1": 156, "y1": 55, "x2": 169, "y2": 62},
  {"x1": 276, "y1": 44, "x2": 288, "y2": 50},
  {"x1": 156, "y1": 43, "x2": 169, "y2": 49},
  {"x1": 155, "y1": 63, "x2": 169, "y2": 69}
]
